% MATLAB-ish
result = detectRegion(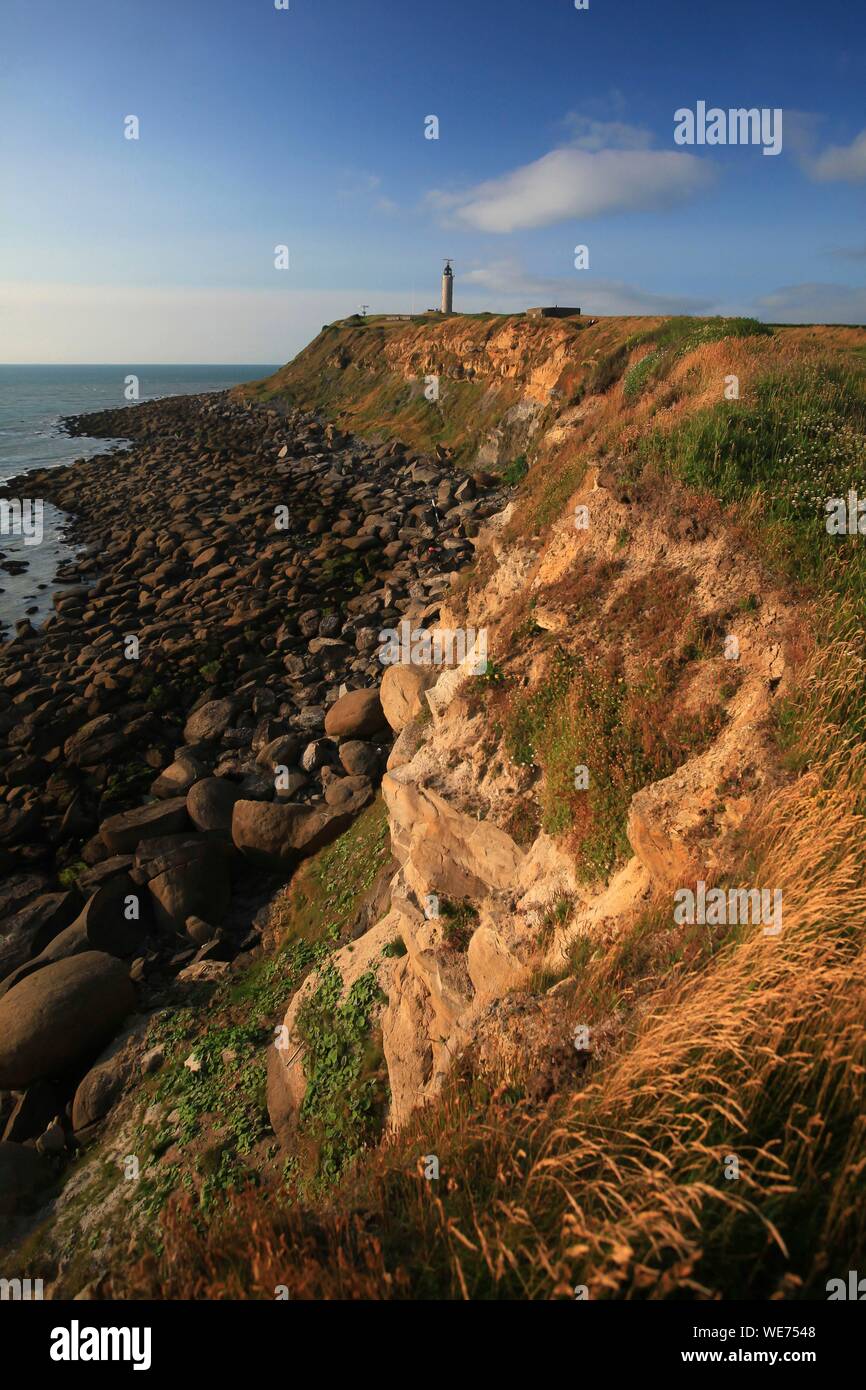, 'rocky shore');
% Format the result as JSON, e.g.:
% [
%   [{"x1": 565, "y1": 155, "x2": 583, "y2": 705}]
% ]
[{"x1": 0, "y1": 387, "x2": 505, "y2": 1213}]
